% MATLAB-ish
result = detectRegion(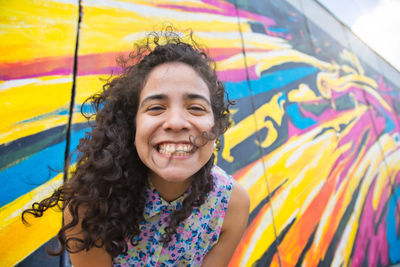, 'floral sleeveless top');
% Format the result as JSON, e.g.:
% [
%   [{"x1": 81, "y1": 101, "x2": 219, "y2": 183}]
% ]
[{"x1": 112, "y1": 165, "x2": 234, "y2": 266}]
